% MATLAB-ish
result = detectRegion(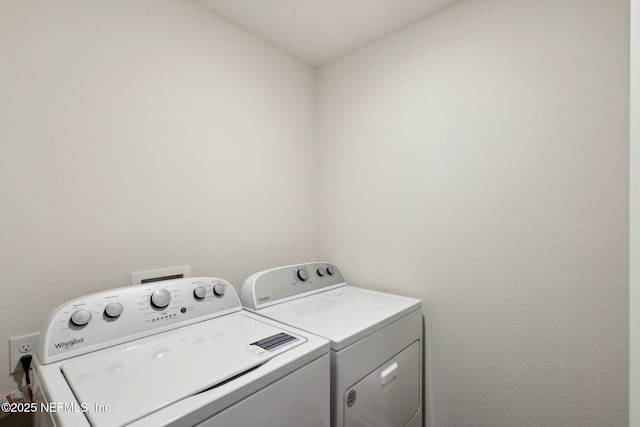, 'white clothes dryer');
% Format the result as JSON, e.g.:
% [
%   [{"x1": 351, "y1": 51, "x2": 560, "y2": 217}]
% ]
[
  {"x1": 240, "y1": 262, "x2": 423, "y2": 427},
  {"x1": 33, "y1": 277, "x2": 330, "y2": 427}
]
